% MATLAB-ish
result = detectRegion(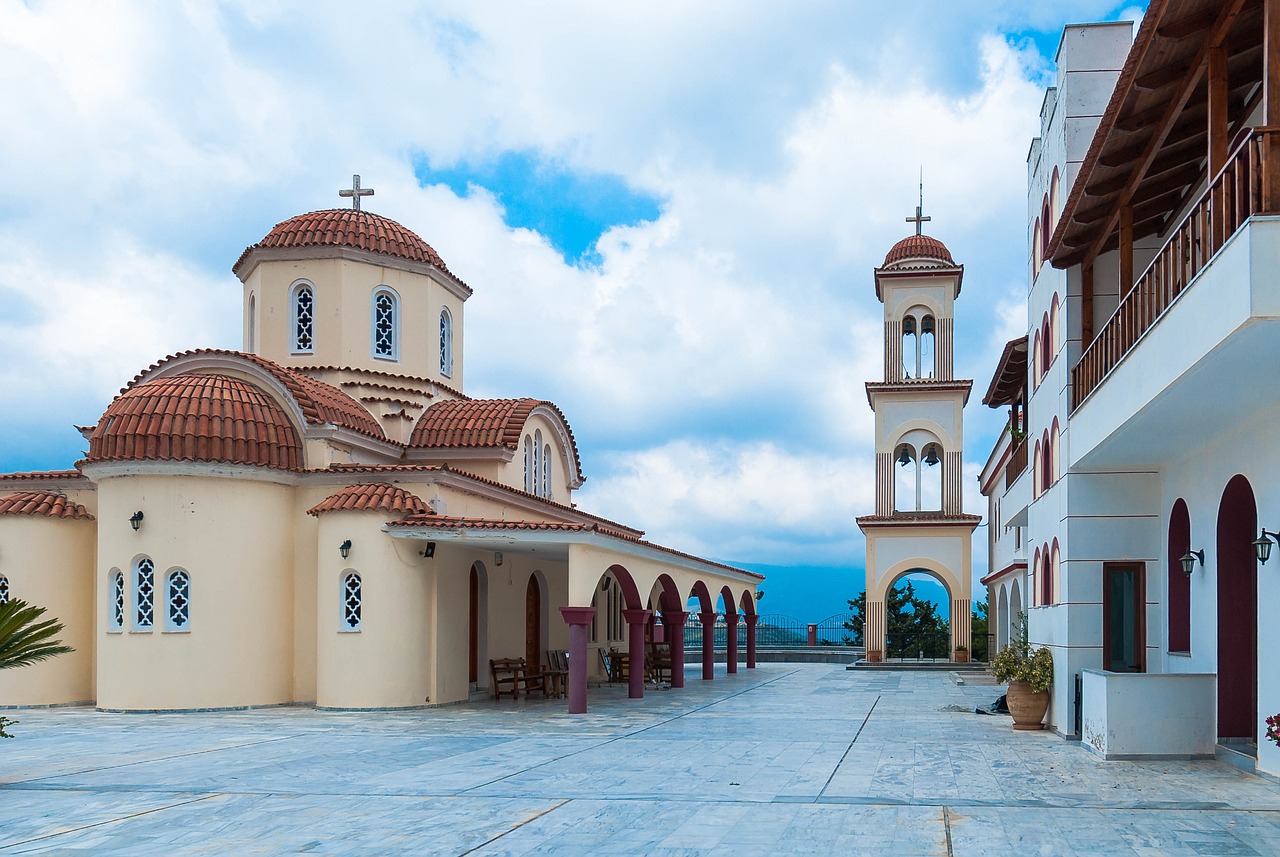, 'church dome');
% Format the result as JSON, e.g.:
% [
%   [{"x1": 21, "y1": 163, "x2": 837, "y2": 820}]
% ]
[
  {"x1": 882, "y1": 234, "x2": 955, "y2": 268},
  {"x1": 233, "y1": 209, "x2": 460, "y2": 280},
  {"x1": 88, "y1": 373, "x2": 303, "y2": 471}
]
